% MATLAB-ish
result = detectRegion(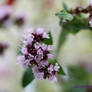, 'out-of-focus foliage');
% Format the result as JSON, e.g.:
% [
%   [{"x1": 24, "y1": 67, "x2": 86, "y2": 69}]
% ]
[
  {"x1": 56, "y1": 6, "x2": 92, "y2": 52},
  {"x1": 62, "y1": 65, "x2": 92, "y2": 92},
  {"x1": 0, "y1": 0, "x2": 92, "y2": 92},
  {"x1": 56, "y1": 10, "x2": 73, "y2": 21}
]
